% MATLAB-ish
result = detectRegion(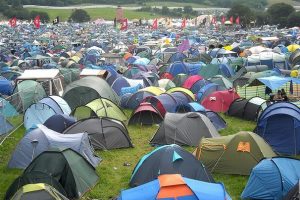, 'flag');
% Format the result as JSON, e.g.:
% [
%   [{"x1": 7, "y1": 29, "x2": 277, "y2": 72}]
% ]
[
  {"x1": 181, "y1": 18, "x2": 186, "y2": 29},
  {"x1": 229, "y1": 16, "x2": 234, "y2": 24},
  {"x1": 178, "y1": 39, "x2": 190, "y2": 53},
  {"x1": 235, "y1": 16, "x2": 240, "y2": 25},
  {"x1": 211, "y1": 16, "x2": 216, "y2": 24},
  {"x1": 120, "y1": 18, "x2": 128, "y2": 31},
  {"x1": 33, "y1": 15, "x2": 40, "y2": 29},
  {"x1": 9, "y1": 17, "x2": 17, "y2": 28},
  {"x1": 221, "y1": 16, "x2": 226, "y2": 24},
  {"x1": 152, "y1": 18, "x2": 158, "y2": 30},
  {"x1": 53, "y1": 16, "x2": 59, "y2": 25}
]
